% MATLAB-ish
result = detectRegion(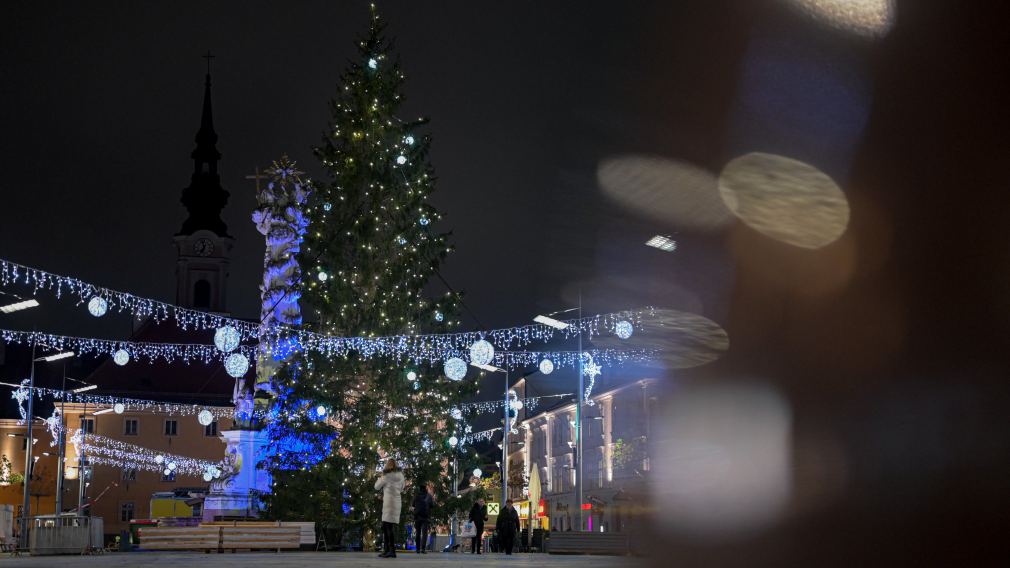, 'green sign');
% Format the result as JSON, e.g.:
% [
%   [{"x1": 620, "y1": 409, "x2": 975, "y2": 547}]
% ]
[{"x1": 487, "y1": 502, "x2": 501, "y2": 516}]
